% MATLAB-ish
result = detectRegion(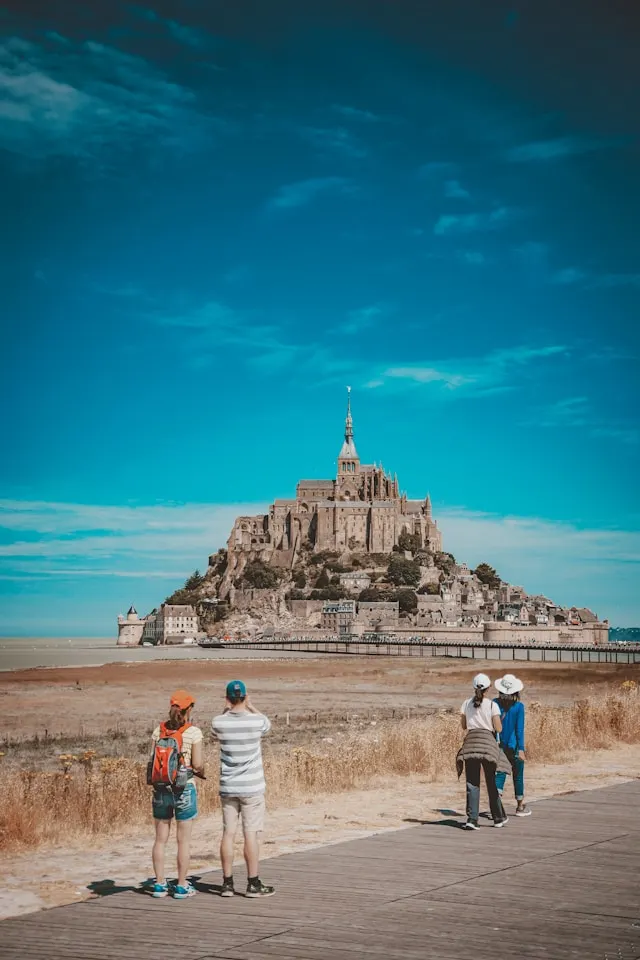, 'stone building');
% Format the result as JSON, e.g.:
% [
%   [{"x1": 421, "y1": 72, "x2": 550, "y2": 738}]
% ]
[
  {"x1": 142, "y1": 604, "x2": 199, "y2": 643},
  {"x1": 357, "y1": 600, "x2": 400, "y2": 629},
  {"x1": 339, "y1": 571, "x2": 372, "y2": 593},
  {"x1": 117, "y1": 606, "x2": 145, "y2": 646},
  {"x1": 321, "y1": 600, "x2": 357, "y2": 634},
  {"x1": 224, "y1": 390, "x2": 442, "y2": 576}
]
